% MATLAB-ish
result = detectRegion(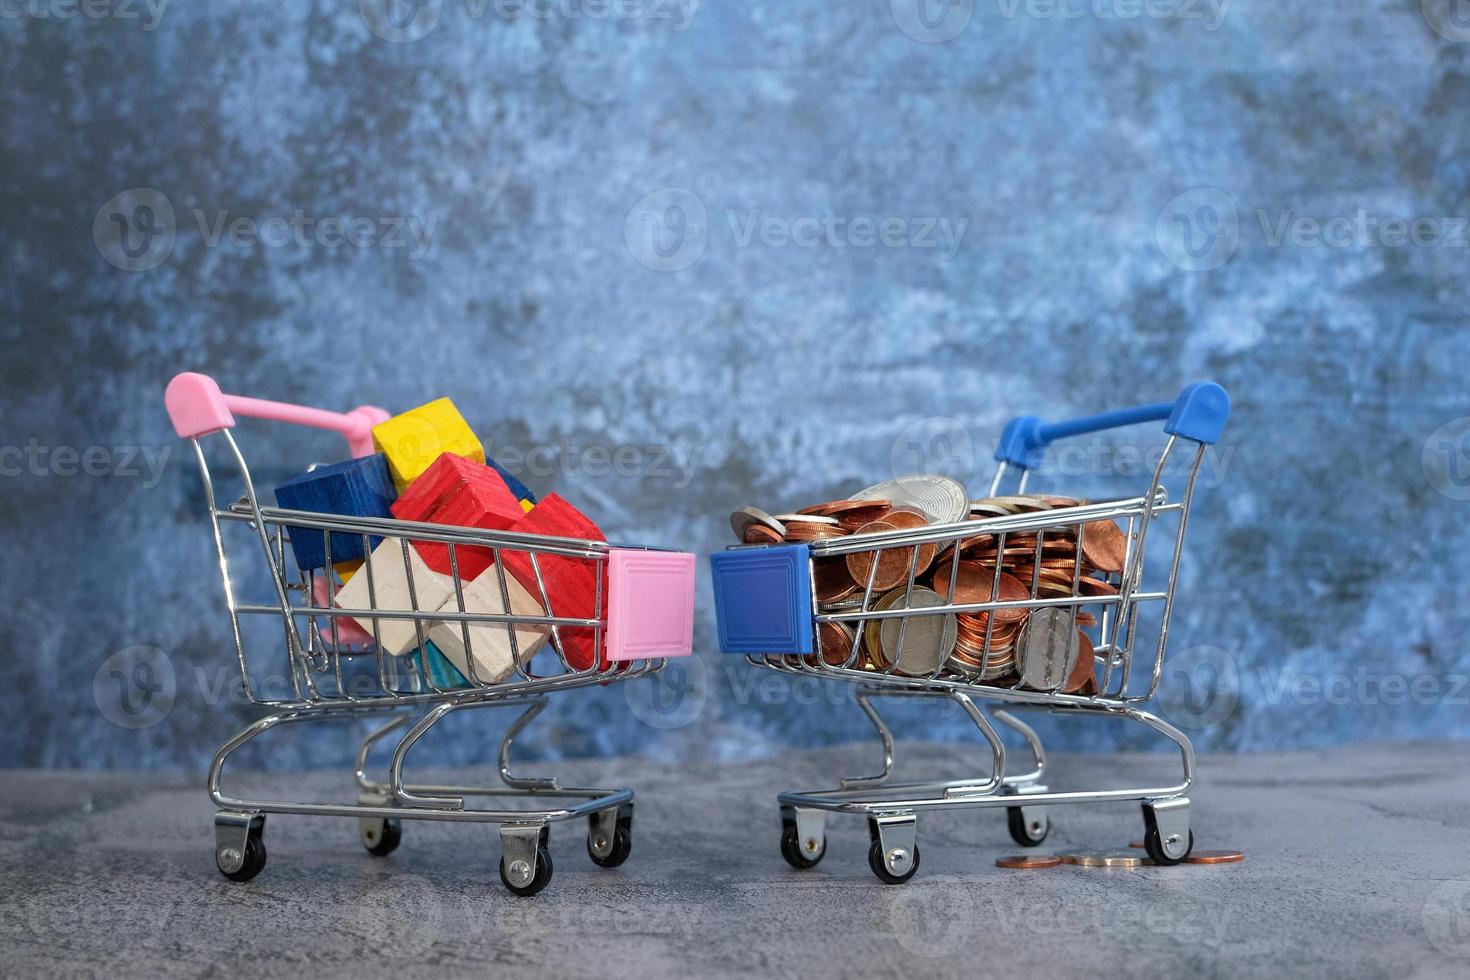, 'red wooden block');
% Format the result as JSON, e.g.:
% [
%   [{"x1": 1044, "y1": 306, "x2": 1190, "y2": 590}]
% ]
[
  {"x1": 500, "y1": 493, "x2": 607, "y2": 671},
  {"x1": 391, "y1": 452, "x2": 523, "y2": 578}
]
